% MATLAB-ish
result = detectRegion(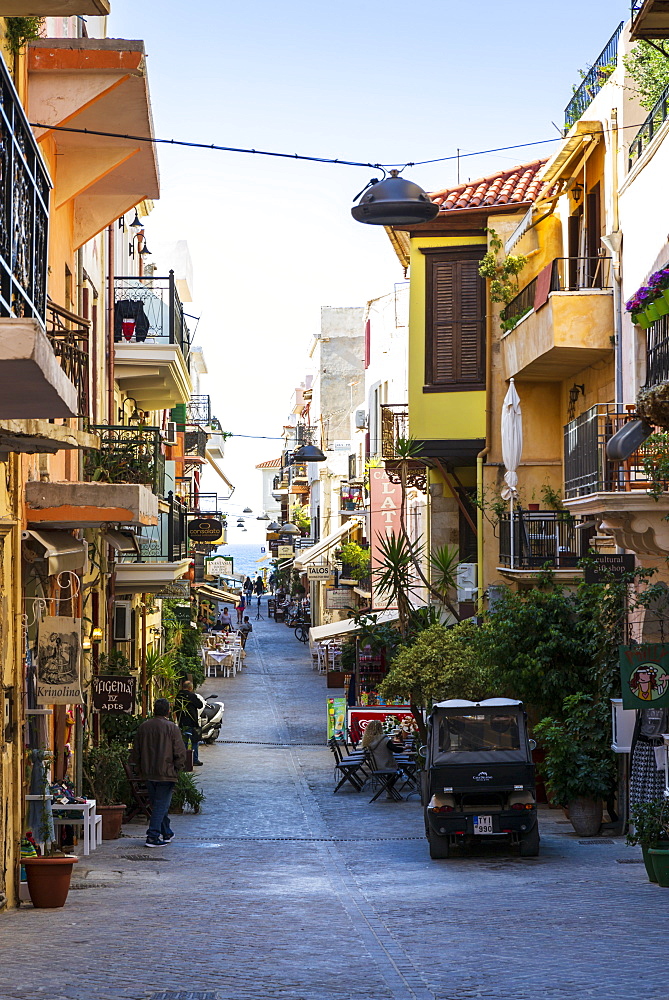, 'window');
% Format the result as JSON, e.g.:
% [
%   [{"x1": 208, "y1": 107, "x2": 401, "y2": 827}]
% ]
[{"x1": 423, "y1": 247, "x2": 486, "y2": 391}]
